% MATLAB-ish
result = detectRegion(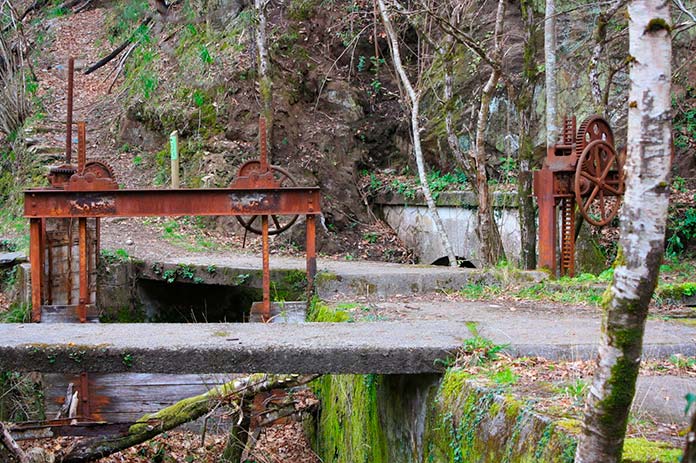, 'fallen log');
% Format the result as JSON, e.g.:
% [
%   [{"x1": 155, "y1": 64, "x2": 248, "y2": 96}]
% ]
[
  {"x1": 83, "y1": 17, "x2": 152, "y2": 75},
  {"x1": 55, "y1": 373, "x2": 318, "y2": 463}
]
